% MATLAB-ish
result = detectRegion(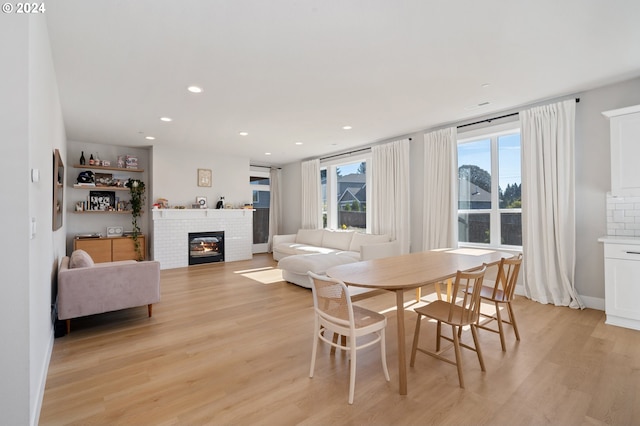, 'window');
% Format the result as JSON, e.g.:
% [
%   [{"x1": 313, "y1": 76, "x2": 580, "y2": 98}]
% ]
[
  {"x1": 458, "y1": 124, "x2": 521, "y2": 247},
  {"x1": 321, "y1": 158, "x2": 370, "y2": 231}
]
